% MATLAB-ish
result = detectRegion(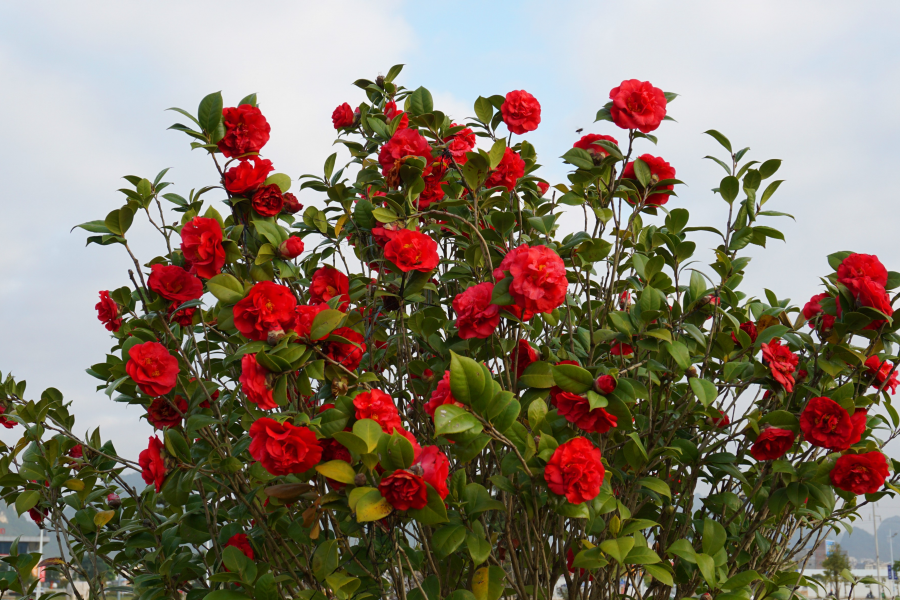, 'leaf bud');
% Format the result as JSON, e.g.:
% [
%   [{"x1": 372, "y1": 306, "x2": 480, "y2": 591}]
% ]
[
  {"x1": 409, "y1": 464, "x2": 424, "y2": 477},
  {"x1": 107, "y1": 493, "x2": 121, "y2": 509},
  {"x1": 354, "y1": 473, "x2": 368, "y2": 487},
  {"x1": 267, "y1": 328, "x2": 285, "y2": 345}
]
